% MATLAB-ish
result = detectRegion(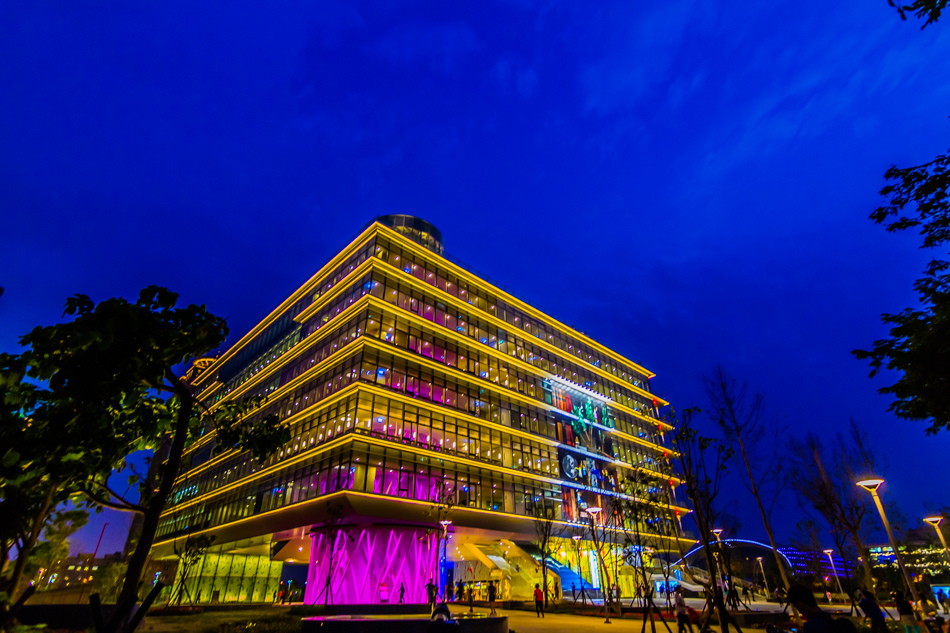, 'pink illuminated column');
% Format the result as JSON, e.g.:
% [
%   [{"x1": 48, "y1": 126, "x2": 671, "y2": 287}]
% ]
[{"x1": 304, "y1": 525, "x2": 438, "y2": 604}]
